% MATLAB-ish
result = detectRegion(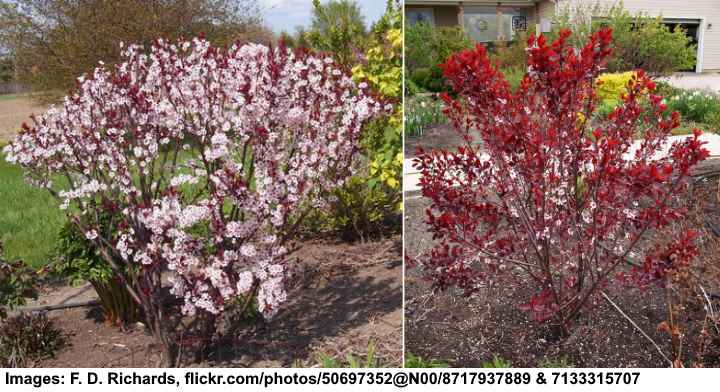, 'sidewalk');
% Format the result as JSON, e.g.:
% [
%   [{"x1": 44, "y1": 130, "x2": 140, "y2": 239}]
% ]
[
  {"x1": 404, "y1": 133, "x2": 720, "y2": 193},
  {"x1": 662, "y1": 73, "x2": 720, "y2": 93}
]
